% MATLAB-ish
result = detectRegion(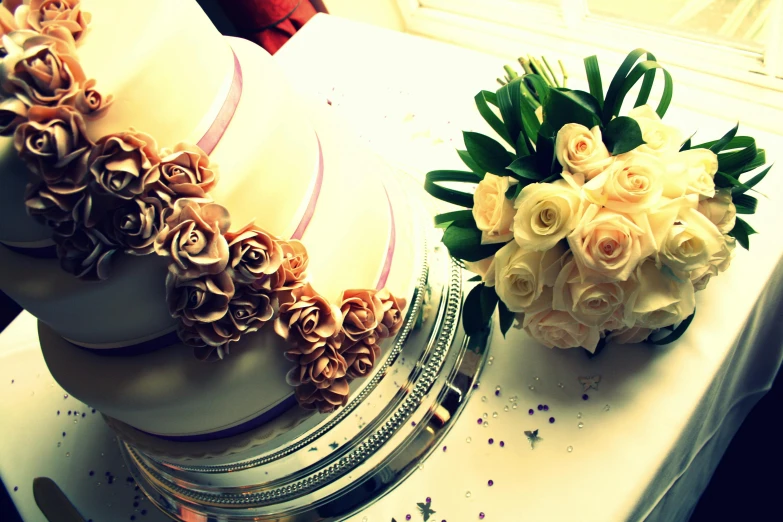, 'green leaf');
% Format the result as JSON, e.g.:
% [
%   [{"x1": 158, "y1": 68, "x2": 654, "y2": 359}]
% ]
[
  {"x1": 516, "y1": 82, "x2": 542, "y2": 143},
  {"x1": 679, "y1": 132, "x2": 696, "y2": 152},
  {"x1": 424, "y1": 170, "x2": 477, "y2": 208},
  {"x1": 508, "y1": 155, "x2": 544, "y2": 181},
  {"x1": 463, "y1": 284, "x2": 492, "y2": 336},
  {"x1": 434, "y1": 209, "x2": 474, "y2": 228},
  {"x1": 693, "y1": 135, "x2": 752, "y2": 152},
  {"x1": 536, "y1": 132, "x2": 558, "y2": 176},
  {"x1": 457, "y1": 149, "x2": 485, "y2": 177},
  {"x1": 505, "y1": 180, "x2": 525, "y2": 200},
  {"x1": 463, "y1": 131, "x2": 514, "y2": 175},
  {"x1": 733, "y1": 164, "x2": 773, "y2": 195},
  {"x1": 543, "y1": 88, "x2": 601, "y2": 132},
  {"x1": 442, "y1": 221, "x2": 507, "y2": 262},
  {"x1": 738, "y1": 150, "x2": 766, "y2": 174},
  {"x1": 586, "y1": 336, "x2": 608, "y2": 358},
  {"x1": 515, "y1": 131, "x2": 531, "y2": 158},
  {"x1": 474, "y1": 90, "x2": 513, "y2": 147},
  {"x1": 479, "y1": 285, "x2": 499, "y2": 323},
  {"x1": 649, "y1": 310, "x2": 696, "y2": 345},
  {"x1": 714, "y1": 171, "x2": 753, "y2": 192},
  {"x1": 497, "y1": 80, "x2": 526, "y2": 154},
  {"x1": 708, "y1": 123, "x2": 739, "y2": 154},
  {"x1": 467, "y1": 275, "x2": 482, "y2": 282},
  {"x1": 583, "y1": 55, "x2": 604, "y2": 109},
  {"x1": 728, "y1": 217, "x2": 757, "y2": 250},
  {"x1": 733, "y1": 193, "x2": 758, "y2": 214},
  {"x1": 718, "y1": 138, "x2": 757, "y2": 173},
  {"x1": 603, "y1": 116, "x2": 645, "y2": 155},
  {"x1": 523, "y1": 73, "x2": 551, "y2": 107},
  {"x1": 602, "y1": 49, "x2": 673, "y2": 123},
  {"x1": 498, "y1": 300, "x2": 515, "y2": 337}
]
